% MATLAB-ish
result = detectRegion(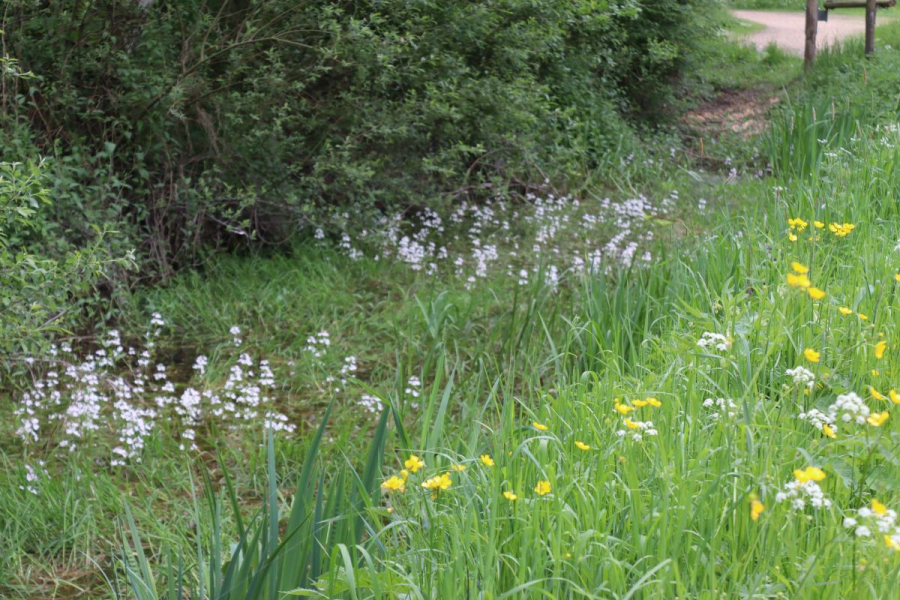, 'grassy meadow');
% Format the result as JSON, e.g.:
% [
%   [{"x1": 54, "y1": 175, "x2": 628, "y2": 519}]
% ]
[{"x1": 6, "y1": 15, "x2": 900, "y2": 600}]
